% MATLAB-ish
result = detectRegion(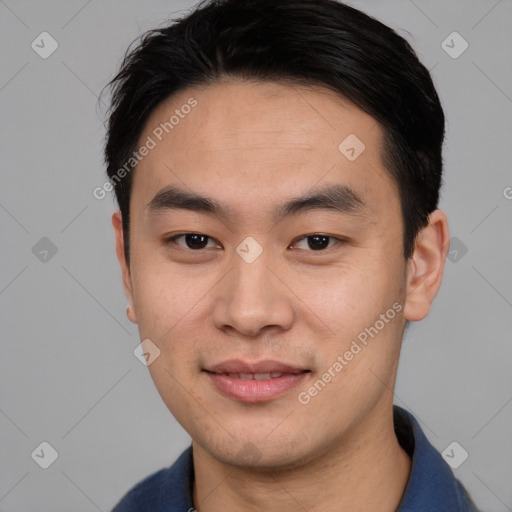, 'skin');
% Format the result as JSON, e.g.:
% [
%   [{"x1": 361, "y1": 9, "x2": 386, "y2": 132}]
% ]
[{"x1": 113, "y1": 80, "x2": 450, "y2": 512}]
